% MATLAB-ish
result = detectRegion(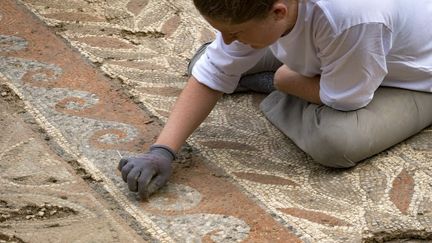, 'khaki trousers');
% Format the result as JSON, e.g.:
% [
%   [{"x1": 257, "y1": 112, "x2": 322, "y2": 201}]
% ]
[{"x1": 260, "y1": 88, "x2": 432, "y2": 168}]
